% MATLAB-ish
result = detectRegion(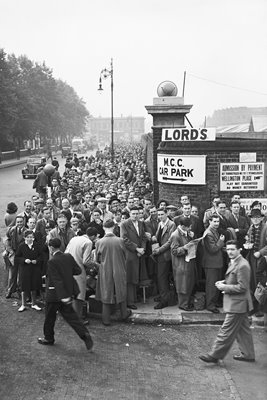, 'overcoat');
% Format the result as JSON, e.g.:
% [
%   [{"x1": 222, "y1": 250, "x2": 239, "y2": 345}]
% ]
[
  {"x1": 246, "y1": 221, "x2": 267, "y2": 292},
  {"x1": 95, "y1": 233, "x2": 127, "y2": 304},
  {"x1": 169, "y1": 228, "x2": 196, "y2": 294},
  {"x1": 15, "y1": 241, "x2": 42, "y2": 292},
  {"x1": 120, "y1": 219, "x2": 147, "y2": 284}
]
